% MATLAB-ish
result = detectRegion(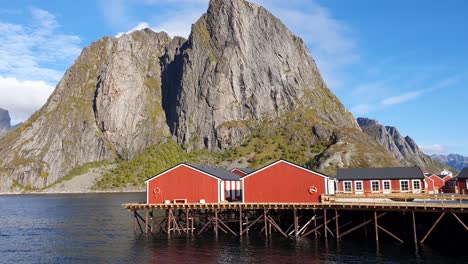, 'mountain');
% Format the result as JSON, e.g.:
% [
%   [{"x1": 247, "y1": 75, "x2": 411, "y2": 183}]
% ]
[
  {"x1": 0, "y1": 108, "x2": 11, "y2": 138},
  {"x1": 357, "y1": 117, "x2": 450, "y2": 173},
  {"x1": 0, "y1": 0, "x2": 410, "y2": 192},
  {"x1": 431, "y1": 154, "x2": 468, "y2": 171}
]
